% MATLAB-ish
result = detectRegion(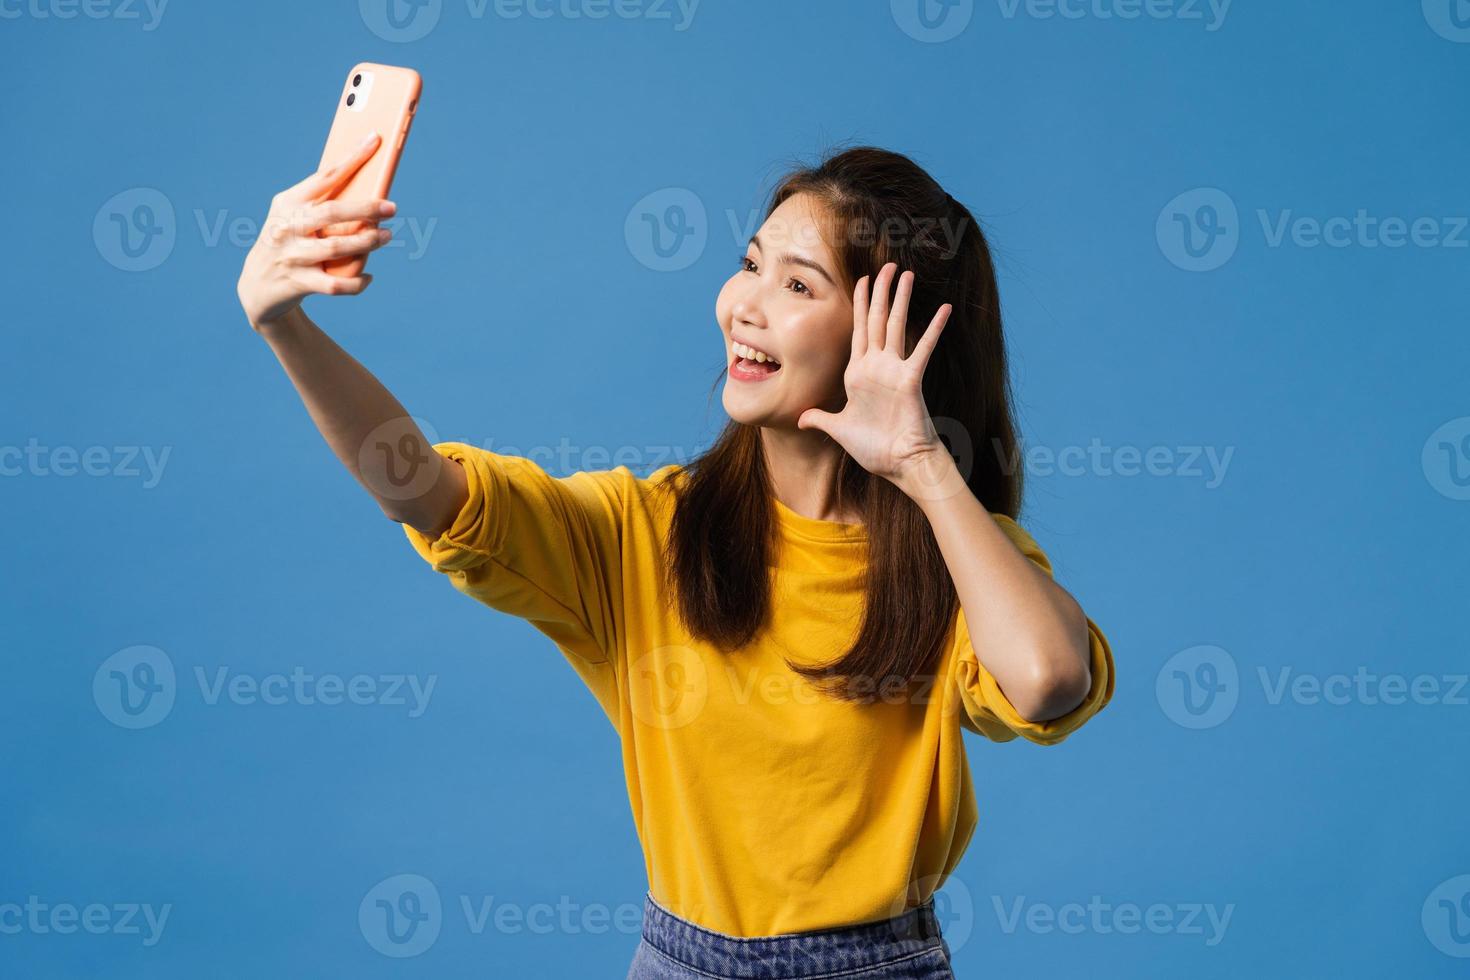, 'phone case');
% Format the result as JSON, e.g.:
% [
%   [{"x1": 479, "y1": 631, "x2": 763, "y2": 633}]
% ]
[{"x1": 315, "y1": 62, "x2": 421, "y2": 278}]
